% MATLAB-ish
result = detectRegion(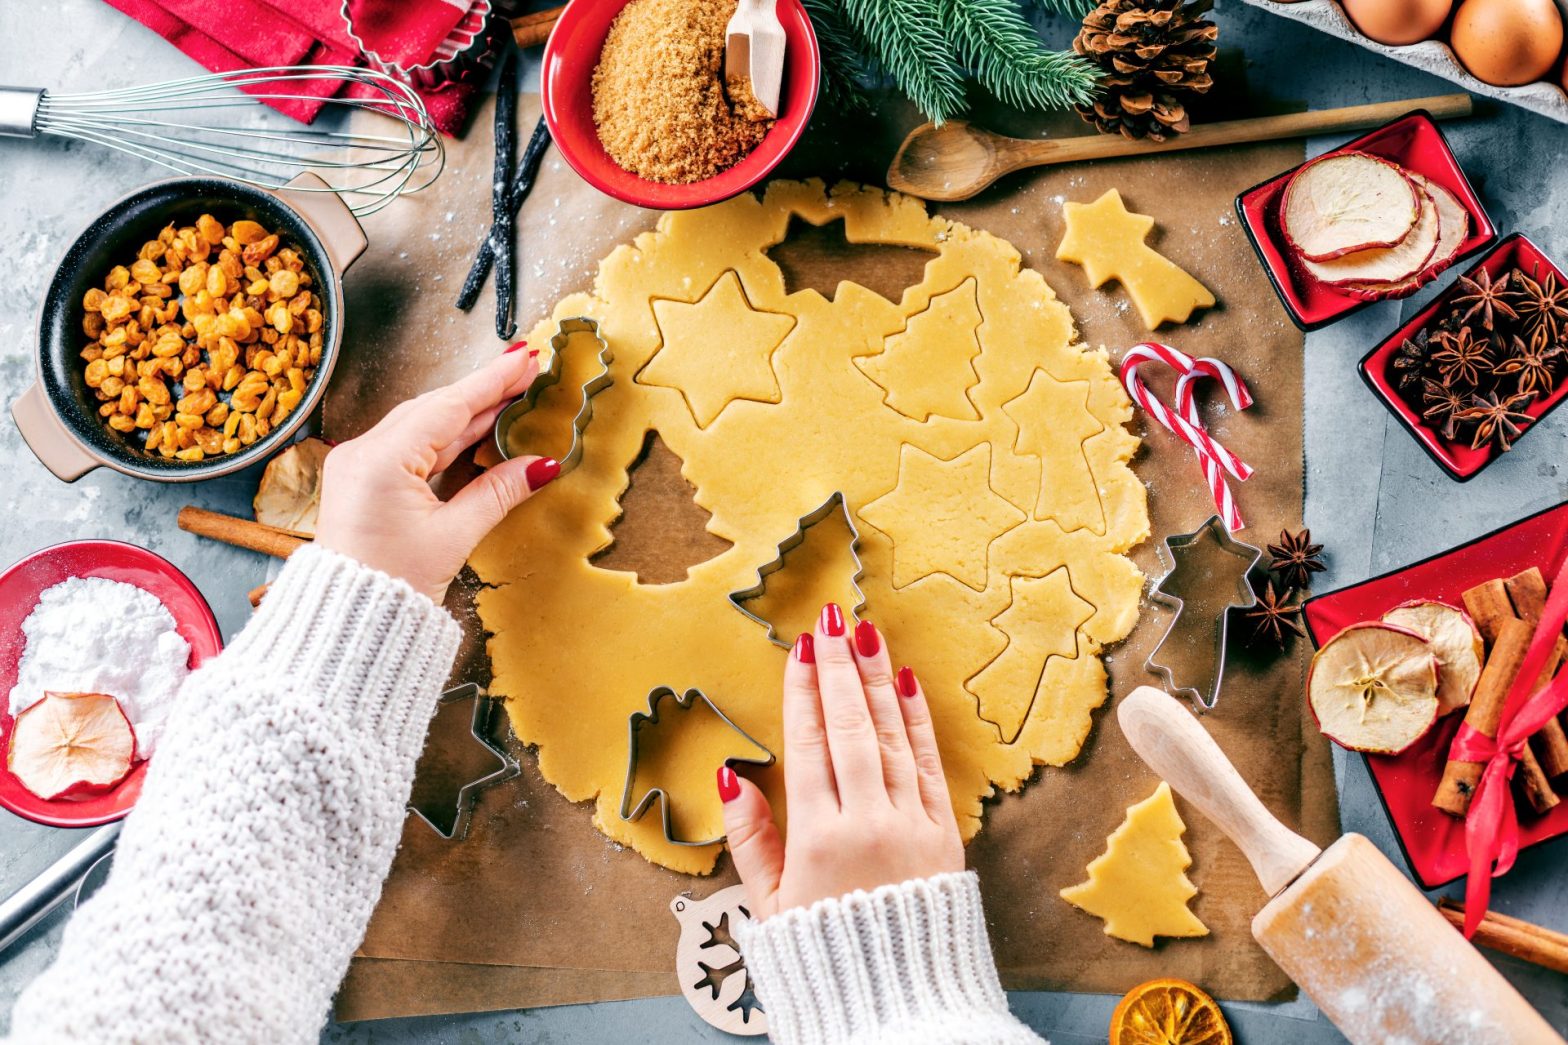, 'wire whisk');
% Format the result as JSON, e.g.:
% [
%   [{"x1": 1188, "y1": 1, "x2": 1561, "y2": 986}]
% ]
[{"x1": 0, "y1": 66, "x2": 444, "y2": 216}]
